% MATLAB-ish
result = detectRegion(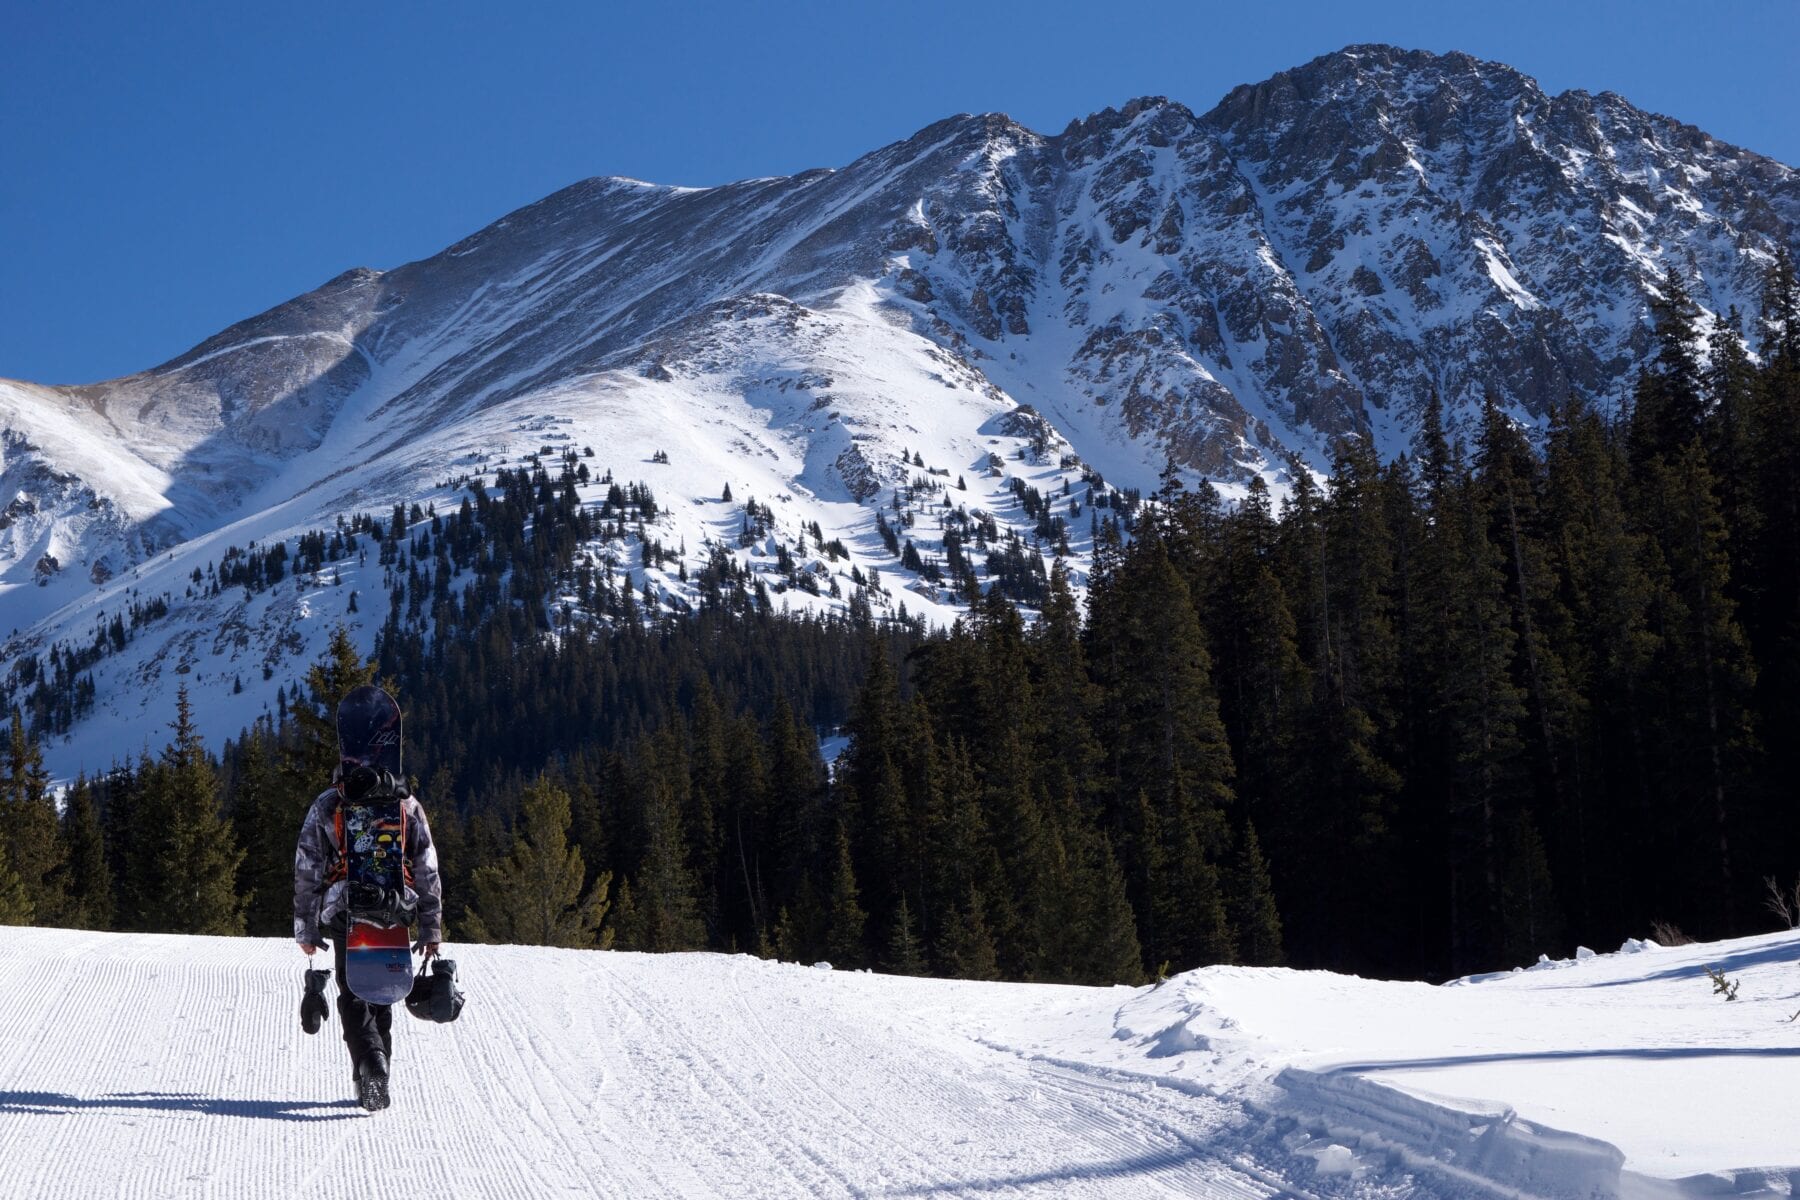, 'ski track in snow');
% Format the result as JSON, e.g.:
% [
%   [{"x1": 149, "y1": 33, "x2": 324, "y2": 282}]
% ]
[
  {"x1": 0, "y1": 930, "x2": 1297, "y2": 1200},
  {"x1": 12, "y1": 927, "x2": 1786, "y2": 1198}
]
